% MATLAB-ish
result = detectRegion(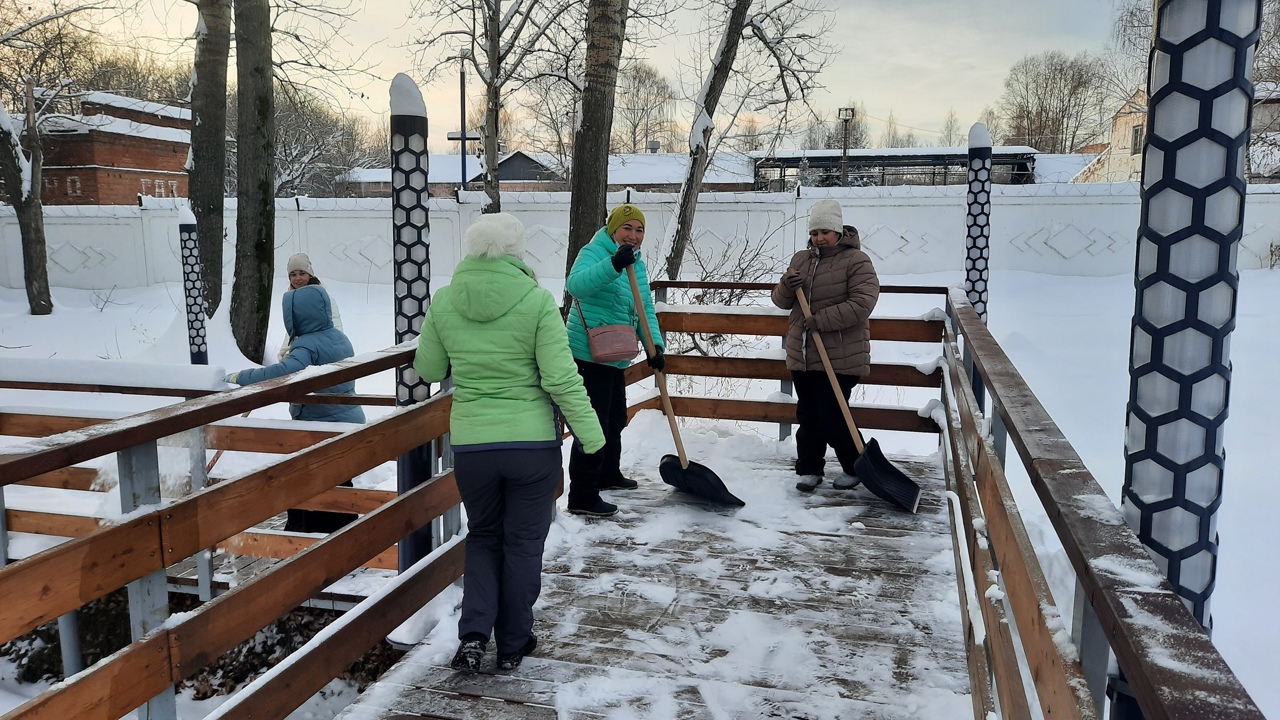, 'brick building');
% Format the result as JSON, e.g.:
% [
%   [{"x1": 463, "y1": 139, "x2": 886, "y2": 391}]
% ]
[{"x1": 17, "y1": 91, "x2": 191, "y2": 205}]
